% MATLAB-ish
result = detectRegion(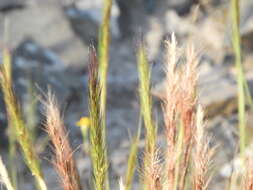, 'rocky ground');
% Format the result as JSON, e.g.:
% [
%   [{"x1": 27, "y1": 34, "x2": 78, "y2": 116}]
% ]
[{"x1": 0, "y1": 0, "x2": 253, "y2": 189}]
